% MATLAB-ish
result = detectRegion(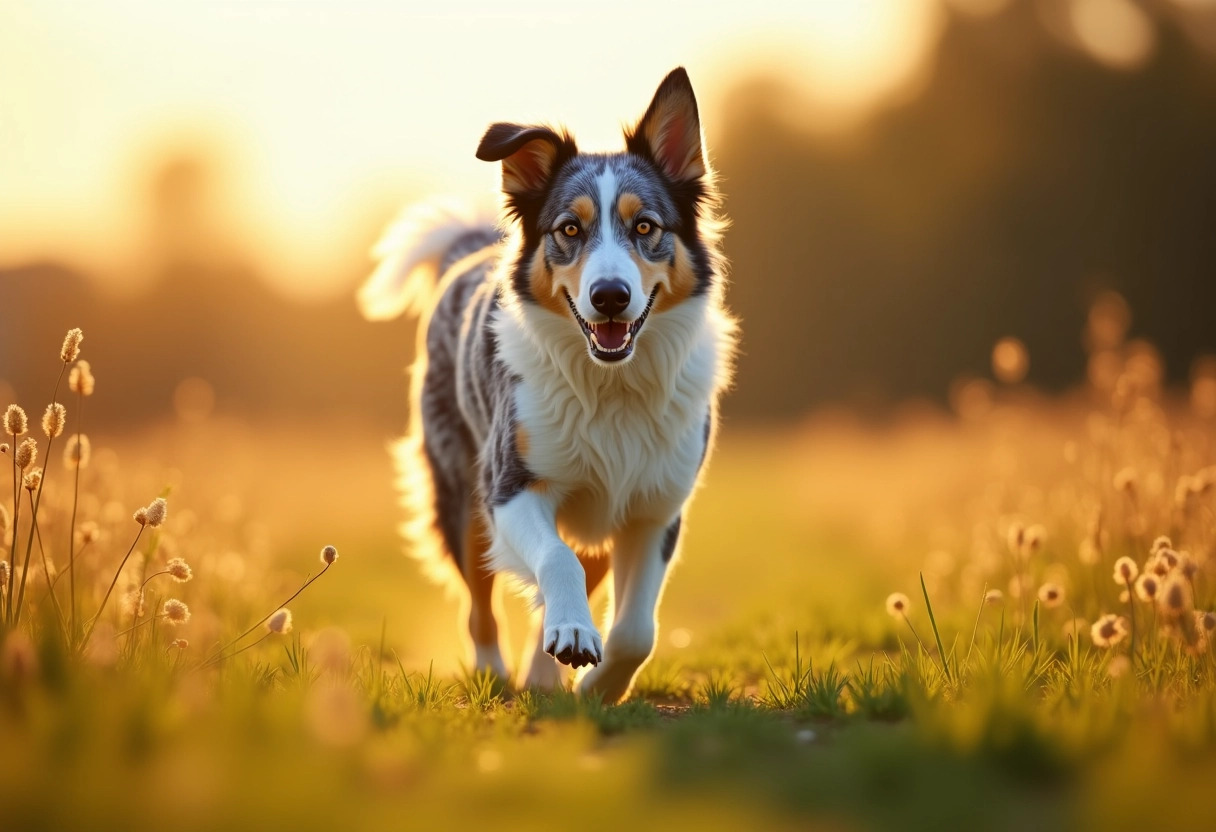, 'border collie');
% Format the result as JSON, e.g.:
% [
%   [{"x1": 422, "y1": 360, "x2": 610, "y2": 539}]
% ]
[{"x1": 359, "y1": 68, "x2": 736, "y2": 702}]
